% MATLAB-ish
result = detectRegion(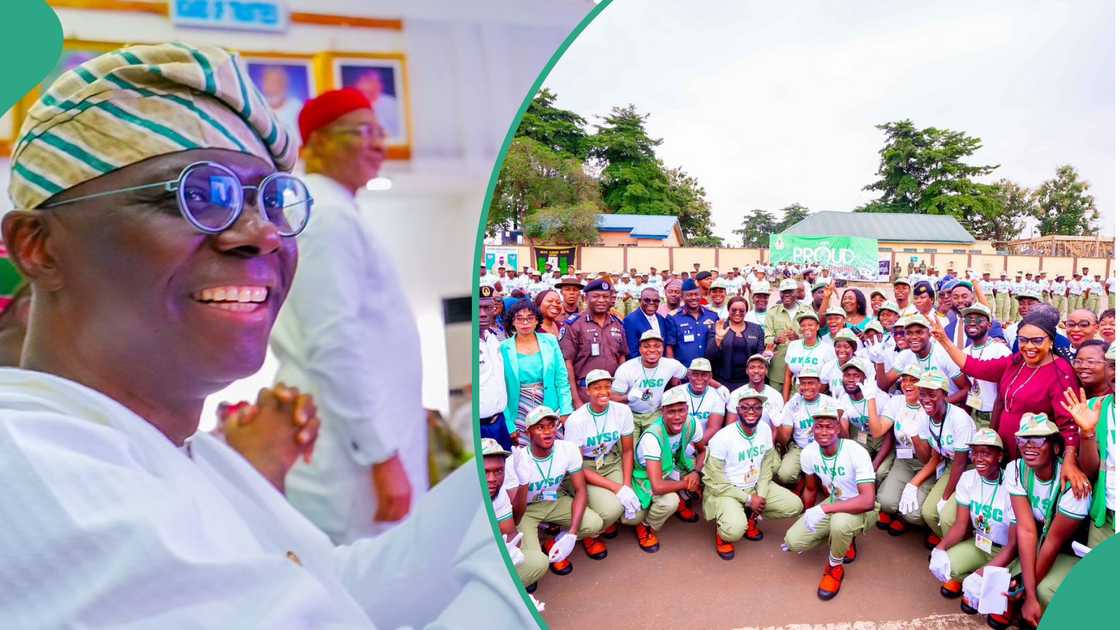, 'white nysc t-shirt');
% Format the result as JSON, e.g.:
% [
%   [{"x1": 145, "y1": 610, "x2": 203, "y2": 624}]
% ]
[
  {"x1": 613, "y1": 357, "x2": 687, "y2": 415},
  {"x1": 800, "y1": 438, "x2": 875, "y2": 503},
  {"x1": 511, "y1": 441, "x2": 583, "y2": 504},
  {"x1": 708, "y1": 421, "x2": 774, "y2": 491},
  {"x1": 778, "y1": 394, "x2": 838, "y2": 449},
  {"x1": 562, "y1": 401, "x2": 636, "y2": 465}
]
